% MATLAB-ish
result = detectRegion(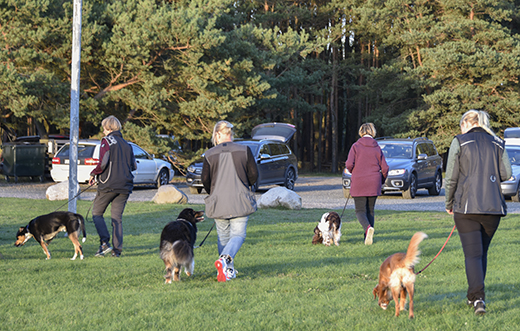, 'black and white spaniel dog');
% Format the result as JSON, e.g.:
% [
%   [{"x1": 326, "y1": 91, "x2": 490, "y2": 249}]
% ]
[{"x1": 312, "y1": 212, "x2": 342, "y2": 246}]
